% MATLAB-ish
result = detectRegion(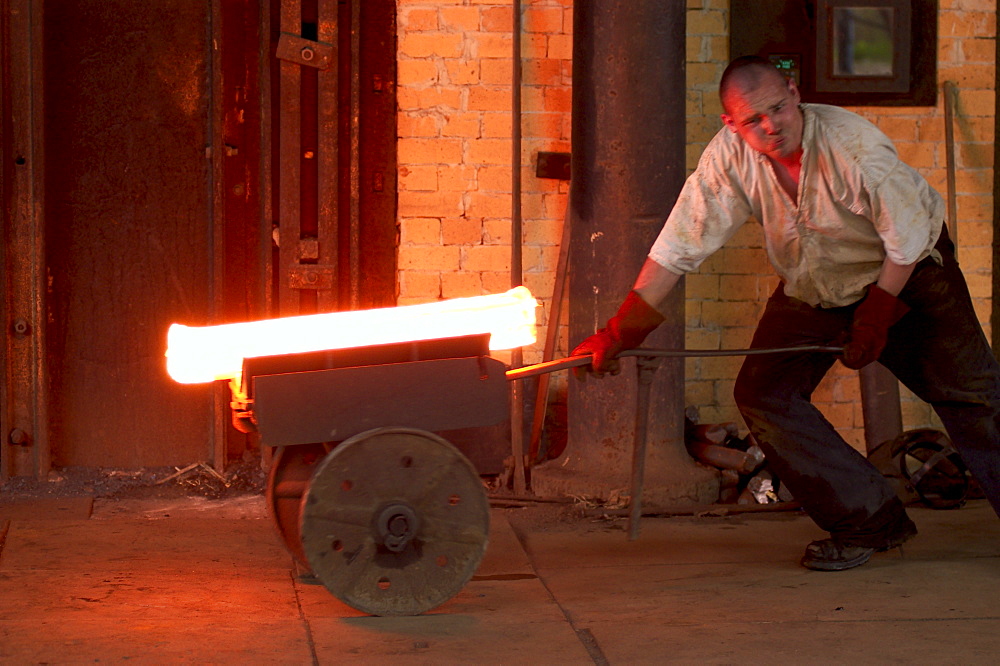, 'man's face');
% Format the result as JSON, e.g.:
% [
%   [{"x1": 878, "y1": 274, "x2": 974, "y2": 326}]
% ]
[{"x1": 721, "y1": 74, "x2": 803, "y2": 162}]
